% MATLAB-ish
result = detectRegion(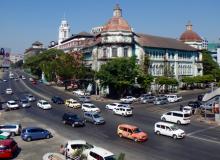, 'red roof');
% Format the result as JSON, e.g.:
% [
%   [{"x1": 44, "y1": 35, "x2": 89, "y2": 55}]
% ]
[
  {"x1": 180, "y1": 30, "x2": 203, "y2": 42},
  {"x1": 103, "y1": 17, "x2": 132, "y2": 32}
]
